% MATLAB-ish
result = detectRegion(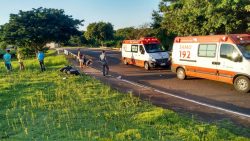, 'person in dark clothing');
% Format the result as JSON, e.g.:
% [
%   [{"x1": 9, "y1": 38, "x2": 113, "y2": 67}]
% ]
[{"x1": 99, "y1": 50, "x2": 109, "y2": 76}]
